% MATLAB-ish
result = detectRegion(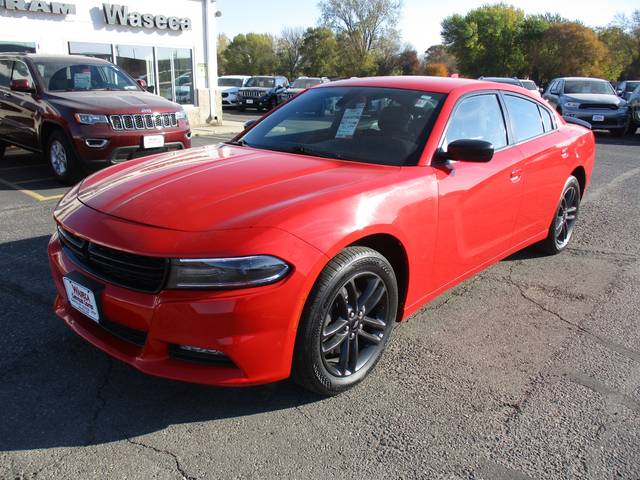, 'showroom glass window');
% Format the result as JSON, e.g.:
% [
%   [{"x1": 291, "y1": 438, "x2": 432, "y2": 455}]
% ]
[
  {"x1": 0, "y1": 41, "x2": 36, "y2": 53},
  {"x1": 157, "y1": 47, "x2": 194, "y2": 105},
  {"x1": 504, "y1": 95, "x2": 545, "y2": 143},
  {"x1": 115, "y1": 45, "x2": 156, "y2": 93},
  {"x1": 68, "y1": 42, "x2": 113, "y2": 62}
]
